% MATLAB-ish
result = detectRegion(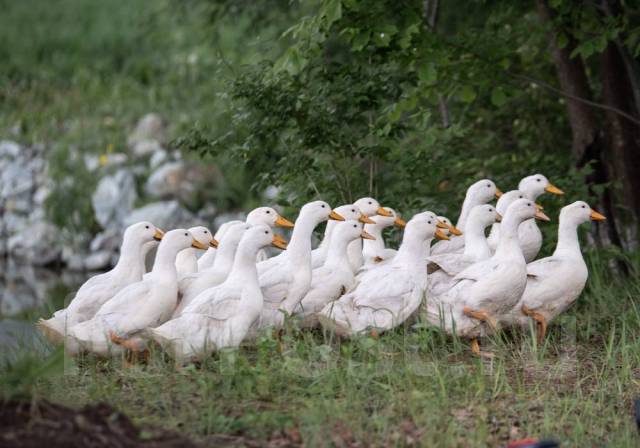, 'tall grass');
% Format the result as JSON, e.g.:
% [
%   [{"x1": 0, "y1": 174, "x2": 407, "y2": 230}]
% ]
[{"x1": 3, "y1": 251, "x2": 638, "y2": 446}]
